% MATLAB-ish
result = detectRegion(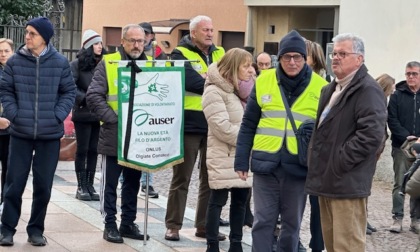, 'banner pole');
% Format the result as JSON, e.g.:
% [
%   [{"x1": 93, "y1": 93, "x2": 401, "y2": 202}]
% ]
[{"x1": 143, "y1": 172, "x2": 149, "y2": 246}]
